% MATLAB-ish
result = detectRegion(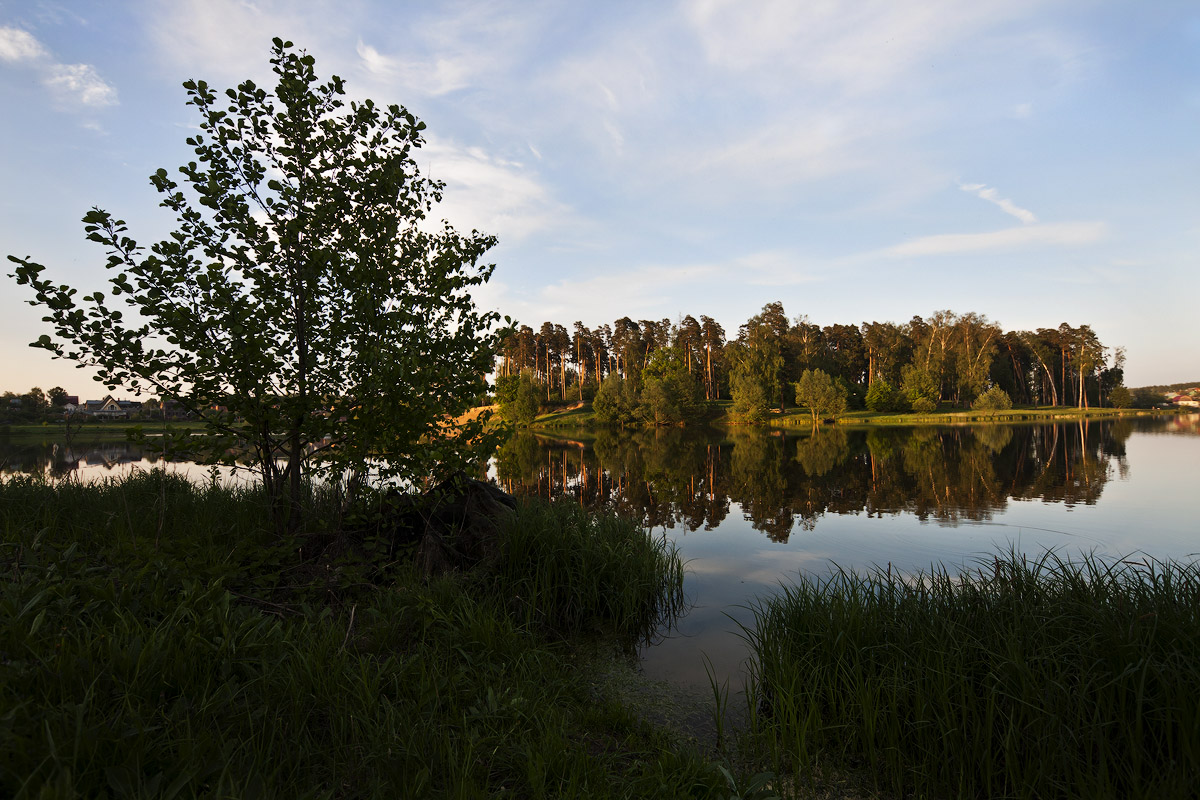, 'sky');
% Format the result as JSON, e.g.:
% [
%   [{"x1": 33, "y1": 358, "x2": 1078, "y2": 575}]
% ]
[{"x1": 1, "y1": 0, "x2": 1198, "y2": 396}]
